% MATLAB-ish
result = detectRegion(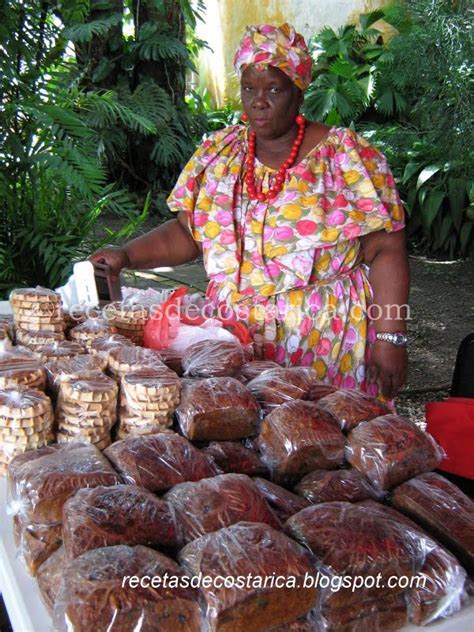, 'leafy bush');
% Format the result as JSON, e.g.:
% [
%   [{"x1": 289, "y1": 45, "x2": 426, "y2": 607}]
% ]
[{"x1": 303, "y1": 10, "x2": 406, "y2": 125}]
